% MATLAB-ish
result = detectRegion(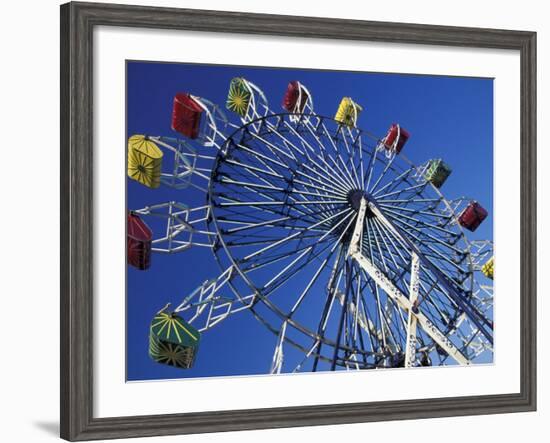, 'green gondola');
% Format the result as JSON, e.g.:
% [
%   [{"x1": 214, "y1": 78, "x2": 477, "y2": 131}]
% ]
[
  {"x1": 424, "y1": 159, "x2": 452, "y2": 188},
  {"x1": 226, "y1": 77, "x2": 252, "y2": 117},
  {"x1": 149, "y1": 311, "x2": 201, "y2": 369}
]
